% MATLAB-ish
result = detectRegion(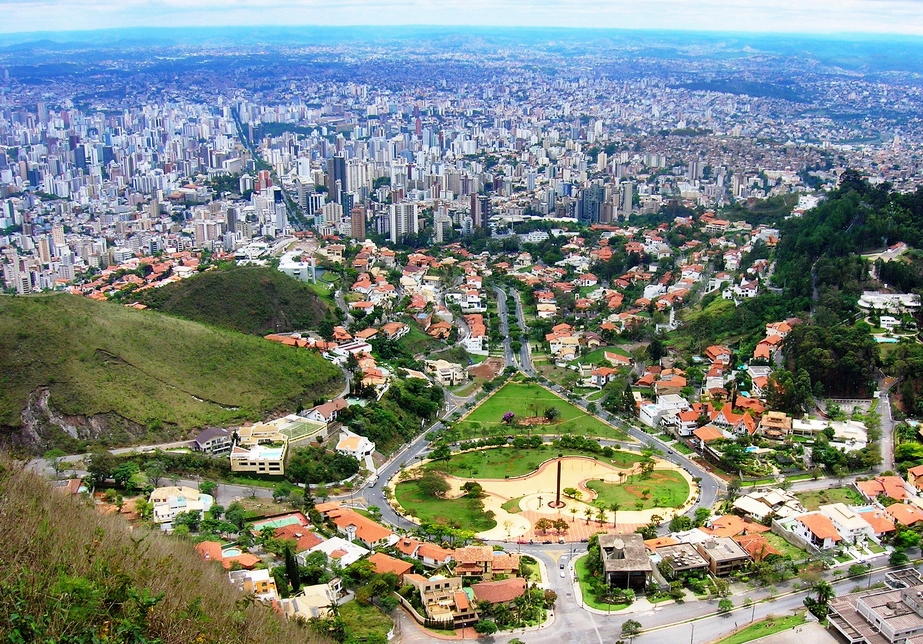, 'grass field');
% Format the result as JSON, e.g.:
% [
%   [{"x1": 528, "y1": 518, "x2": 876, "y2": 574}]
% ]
[
  {"x1": 339, "y1": 600, "x2": 393, "y2": 643},
  {"x1": 715, "y1": 613, "x2": 807, "y2": 644},
  {"x1": 438, "y1": 446, "x2": 644, "y2": 479},
  {"x1": 395, "y1": 480, "x2": 497, "y2": 531},
  {"x1": 502, "y1": 496, "x2": 524, "y2": 513},
  {"x1": 0, "y1": 294, "x2": 343, "y2": 450},
  {"x1": 763, "y1": 533, "x2": 810, "y2": 560},
  {"x1": 456, "y1": 380, "x2": 629, "y2": 441},
  {"x1": 574, "y1": 555, "x2": 629, "y2": 612},
  {"x1": 569, "y1": 346, "x2": 630, "y2": 366},
  {"x1": 398, "y1": 325, "x2": 443, "y2": 356},
  {"x1": 795, "y1": 487, "x2": 864, "y2": 510},
  {"x1": 586, "y1": 470, "x2": 689, "y2": 509}
]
